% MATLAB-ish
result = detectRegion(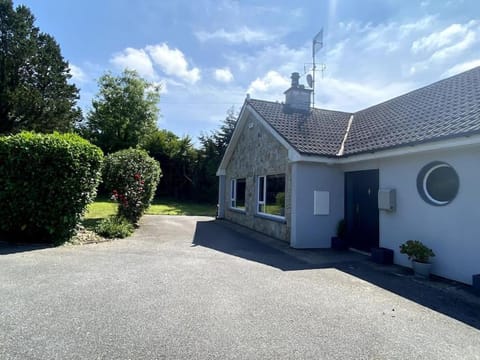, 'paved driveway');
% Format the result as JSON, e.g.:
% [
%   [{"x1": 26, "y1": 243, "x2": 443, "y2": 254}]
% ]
[{"x1": 1, "y1": 216, "x2": 479, "y2": 359}]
